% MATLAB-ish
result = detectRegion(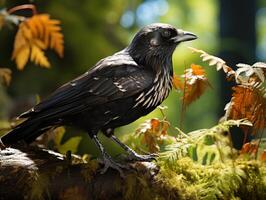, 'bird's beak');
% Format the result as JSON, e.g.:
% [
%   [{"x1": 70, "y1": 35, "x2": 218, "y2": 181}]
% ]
[{"x1": 173, "y1": 30, "x2": 197, "y2": 43}]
